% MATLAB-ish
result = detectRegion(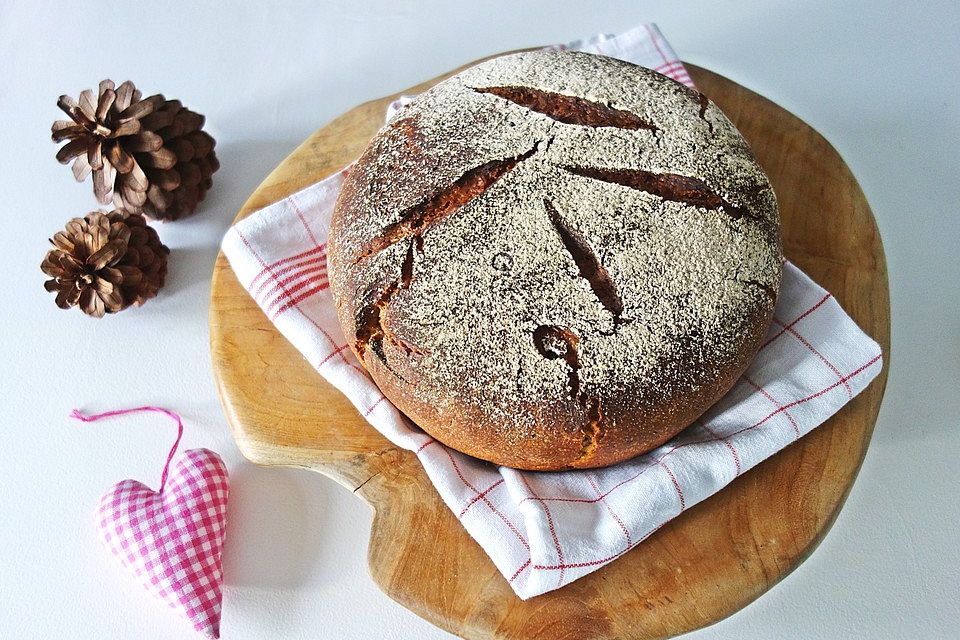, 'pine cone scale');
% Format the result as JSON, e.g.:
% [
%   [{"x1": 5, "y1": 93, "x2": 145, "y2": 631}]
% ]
[
  {"x1": 78, "y1": 286, "x2": 104, "y2": 317},
  {"x1": 52, "y1": 121, "x2": 87, "y2": 142},
  {"x1": 127, "y1": 162, "x2": 149, "y2": 189},
  {"x1": 87, "y1": 139, "x2": 103, "y2": 170},
  {"x1": 77, "y1": 90, "x2": 97, "y2": 120},
  {"x1": 51, "y1": 283, "x2": 80, "y2": 310},
  {"x1": 113, "y1": 81, "x2": 134, "y2": 111},
  {"x1": 94, "y1": 88, "x2": 115, "y2": 122},
  {"x1": 55, "y1": 138, "x2": 88, "y2": 164},
  {"x1": 179, "y1": 162, "x2": 202, "y2": 186},
  {"x1": 91, "y1": 274, "x2": 114, "y2": 296},
  {"x1": 97, "y1": 79, "x2": 115, "y2": 99},
  {"x1": 138, "y1": 147, "x2": 178, "y2": 170},
  {"x1": 108, "y1": 143, "x2": 136, "y2": 174},
  {"x1": 88, "y1": 239, "x2": 125, "y2": 271},
  {"x1": 127, "y1": 131, "x2": 163, "y2": 152},
  {"x1": 115, "y1": 265, "x2": 142, "y2": 284},
  {"x1": 71, "y1": 155, "x2": 91, "y2": 181},
  {"x1": 146, "y1": 184, "x2": 172, "y2": 210},
  {"x1": 169, "y1": 138, "x2": 195, "y2": 162},
  {"x1": 139, "y1": 110, "x2": 175, "y2": 132},
  {"x1": 117, "y1": 100, "x2": 154, "y2": 122},
  {"x1": 152, "y1": 169, "x2": 180, "y2": 191},
  {"x1": 100, "y1": 267, "x2": 123, "y2": 284},
  {"x1": 109, "y1": 120, "x2": 141, "y2": 138},
  {"x1": 92, "y1": 162, "x2": 115, "y2": 203}
]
